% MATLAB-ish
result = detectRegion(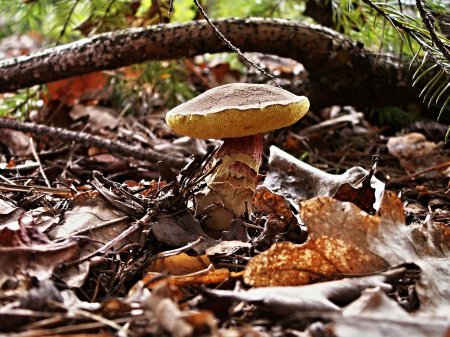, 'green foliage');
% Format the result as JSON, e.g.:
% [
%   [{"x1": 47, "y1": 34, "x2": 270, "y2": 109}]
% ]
[
  {"x1": 112, "y1": 61, "x2": 195, "y2": 115},
  {"x1": 0, "y1": 88, "x2": 41, "y2": 119},
  {"x1": 172, "y1": 0, "x2": 196, "y2": 22},
  {"x1": 208, "y1": 0, "x2": 305, "y2": 19},
  {"x1": 366, "y1": 106, "x2": 418, "y2": 129},
  {"x1": 329, "y1": 0, "x2": 450, "y2": 126}
]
